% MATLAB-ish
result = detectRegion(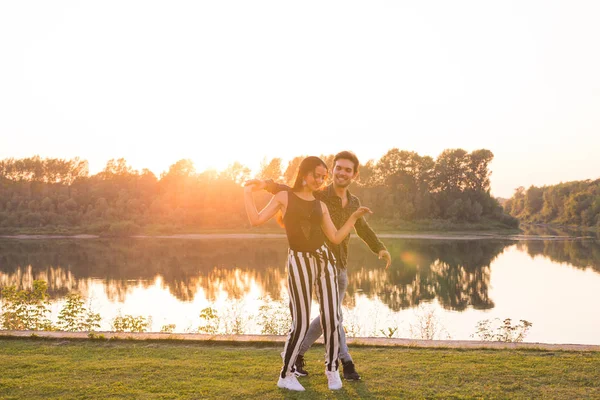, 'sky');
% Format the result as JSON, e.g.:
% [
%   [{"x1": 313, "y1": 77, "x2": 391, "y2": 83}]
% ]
[{"x1": 1, "y1": 1, "x2": 598, "y2": 198}]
